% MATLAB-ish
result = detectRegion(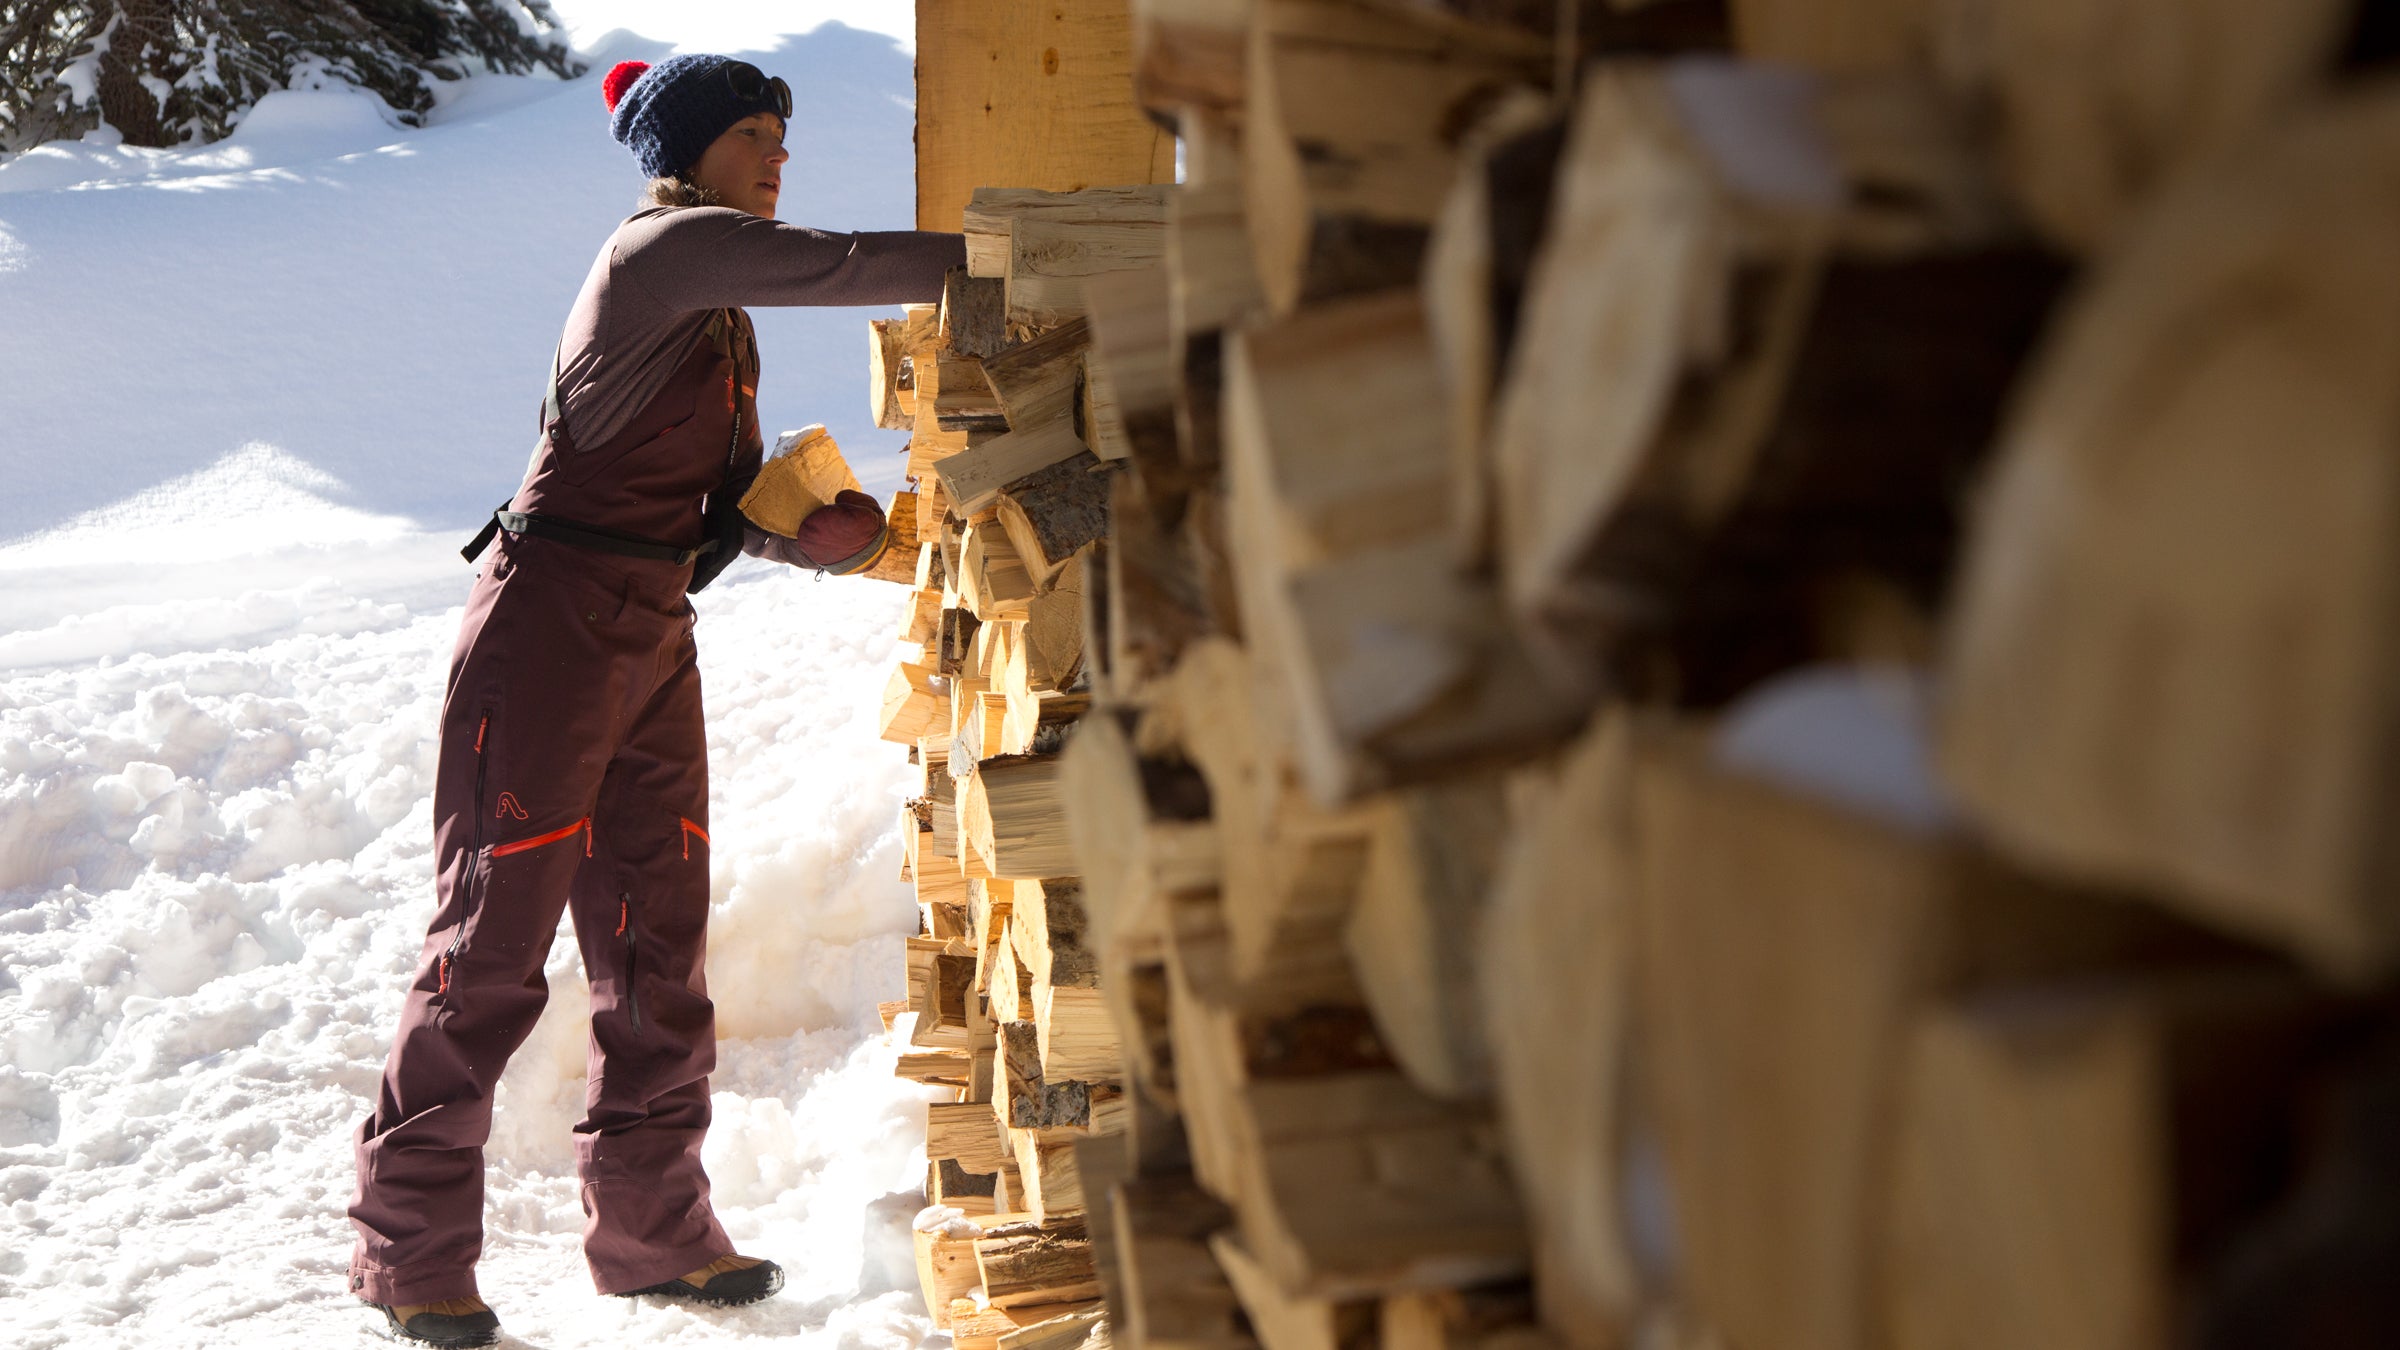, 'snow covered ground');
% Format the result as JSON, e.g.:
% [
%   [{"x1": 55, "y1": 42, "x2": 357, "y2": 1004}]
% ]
[{"x1": 0, "y1": 4, "x2": 954, "y2": 1346}]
